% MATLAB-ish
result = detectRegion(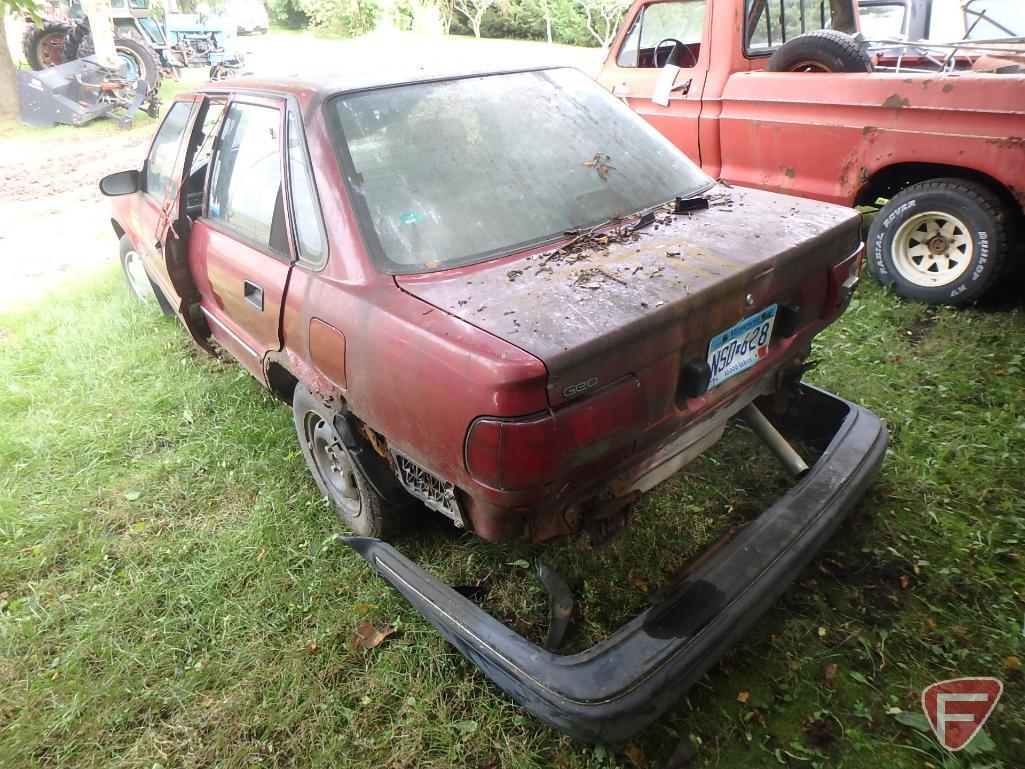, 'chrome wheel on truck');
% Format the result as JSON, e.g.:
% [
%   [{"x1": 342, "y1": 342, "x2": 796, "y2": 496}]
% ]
[{"x1": 867, "y1": 178, "x2": 1011, "y2": 306}]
